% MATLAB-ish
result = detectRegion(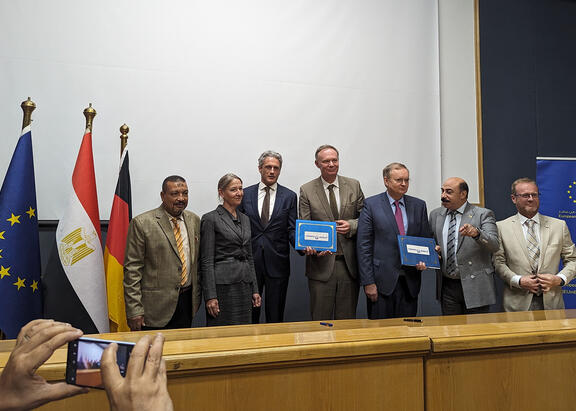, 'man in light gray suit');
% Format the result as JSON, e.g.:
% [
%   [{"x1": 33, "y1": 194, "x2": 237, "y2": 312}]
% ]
[
  {"x1": 124, "y1": 175, "x2": 201, "y2": 331},
  {"x1": 429, "y1": 177, "x2": 499, "y2": 315},
  {"x1": 494, "y1": 178, "x2": 576, "y2": 311},
  {"x1": 299, "y1": 145, "x2": 364, "y2": 320}
]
